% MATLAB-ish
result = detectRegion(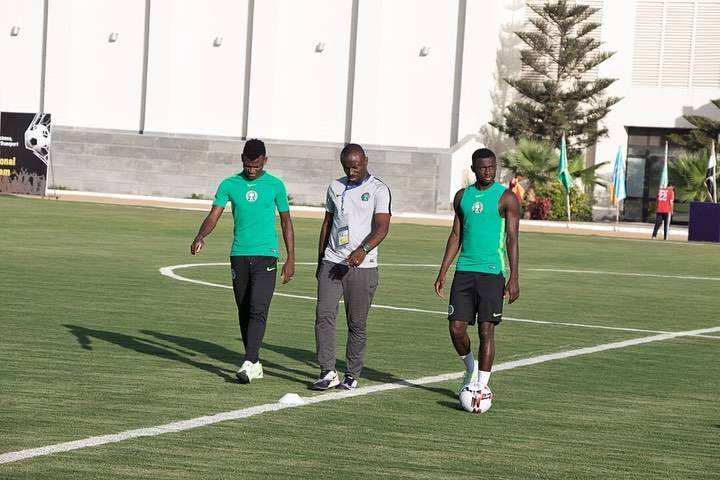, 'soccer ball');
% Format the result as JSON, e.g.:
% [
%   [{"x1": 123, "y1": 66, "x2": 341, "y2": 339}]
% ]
[
  {"x1": 459, "y1": 382, "x2": 493, "y2": 413},
  {"x1": 25, "y1": 124, "x2": 50, "y2": 162}
]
